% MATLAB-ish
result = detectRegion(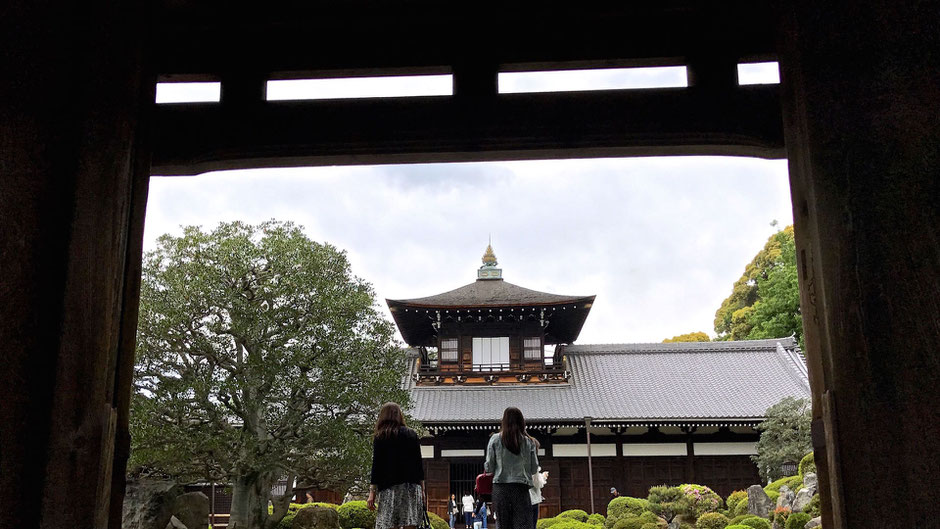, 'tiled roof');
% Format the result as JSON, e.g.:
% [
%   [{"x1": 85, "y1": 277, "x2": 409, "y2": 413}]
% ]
[
  {"x1": 387, "y1": 279, "x2": 594, "y2": 308},
  {"x1": 406, "y1": 338, "x2": 809, "y2": 424}
]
